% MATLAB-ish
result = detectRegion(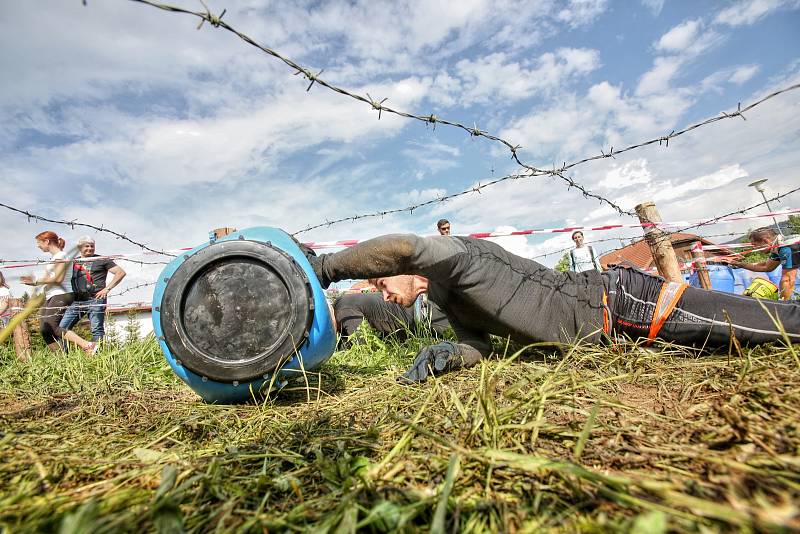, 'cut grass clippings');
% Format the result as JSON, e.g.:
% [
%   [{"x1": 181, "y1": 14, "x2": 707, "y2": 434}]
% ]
[{"x1": 1, "y1": 330, "x2": 799, "y2": 532}]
